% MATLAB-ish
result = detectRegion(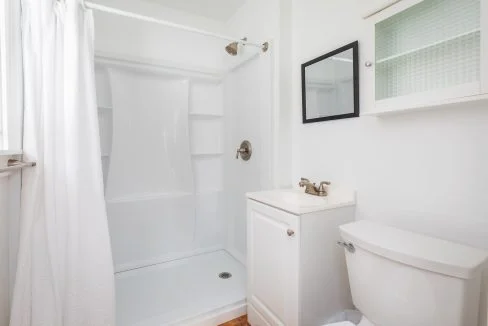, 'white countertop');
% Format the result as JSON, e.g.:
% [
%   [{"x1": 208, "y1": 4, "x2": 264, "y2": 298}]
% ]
[{"x1": 246, "y1": 188, "x2": 356, "y2": 215}]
